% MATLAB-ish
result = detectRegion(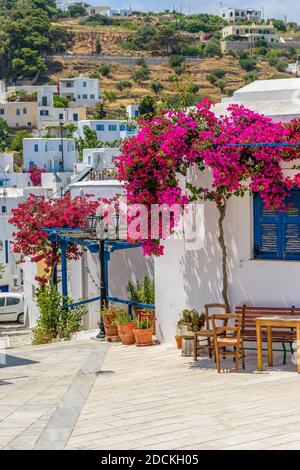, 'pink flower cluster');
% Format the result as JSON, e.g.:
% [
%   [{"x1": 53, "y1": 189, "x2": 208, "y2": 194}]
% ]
[{"x1": 116, "y1": 100, "x2": 300, "y2": 255}]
